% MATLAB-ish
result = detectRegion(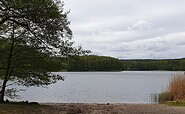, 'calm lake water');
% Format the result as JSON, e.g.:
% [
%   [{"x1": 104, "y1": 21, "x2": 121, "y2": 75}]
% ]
[{"x1": 14, "y1": 71, "x2": 183, "y2": 104}]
